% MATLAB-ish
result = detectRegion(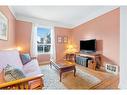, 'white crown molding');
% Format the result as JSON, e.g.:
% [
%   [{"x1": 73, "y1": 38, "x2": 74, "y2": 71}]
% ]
[
  {"x1": 9, "y1": 6, "x2": 119, "y2": 29},
  {"x1": 72, "y1": 6, "x2": 119, "y2": 28},
  {"x1": 16, "y1": 15, "x2": 73, "y2": 28},
  {"x1": 8, "y1": 6, "x2": 16, "y2": 18}
]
